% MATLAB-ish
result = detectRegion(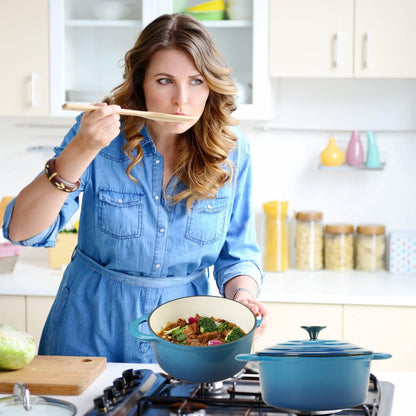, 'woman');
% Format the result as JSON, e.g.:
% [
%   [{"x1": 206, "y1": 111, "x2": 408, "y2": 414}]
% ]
[{"x1": 2, "y1": 13, "x2": 269, "y2": 362}]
